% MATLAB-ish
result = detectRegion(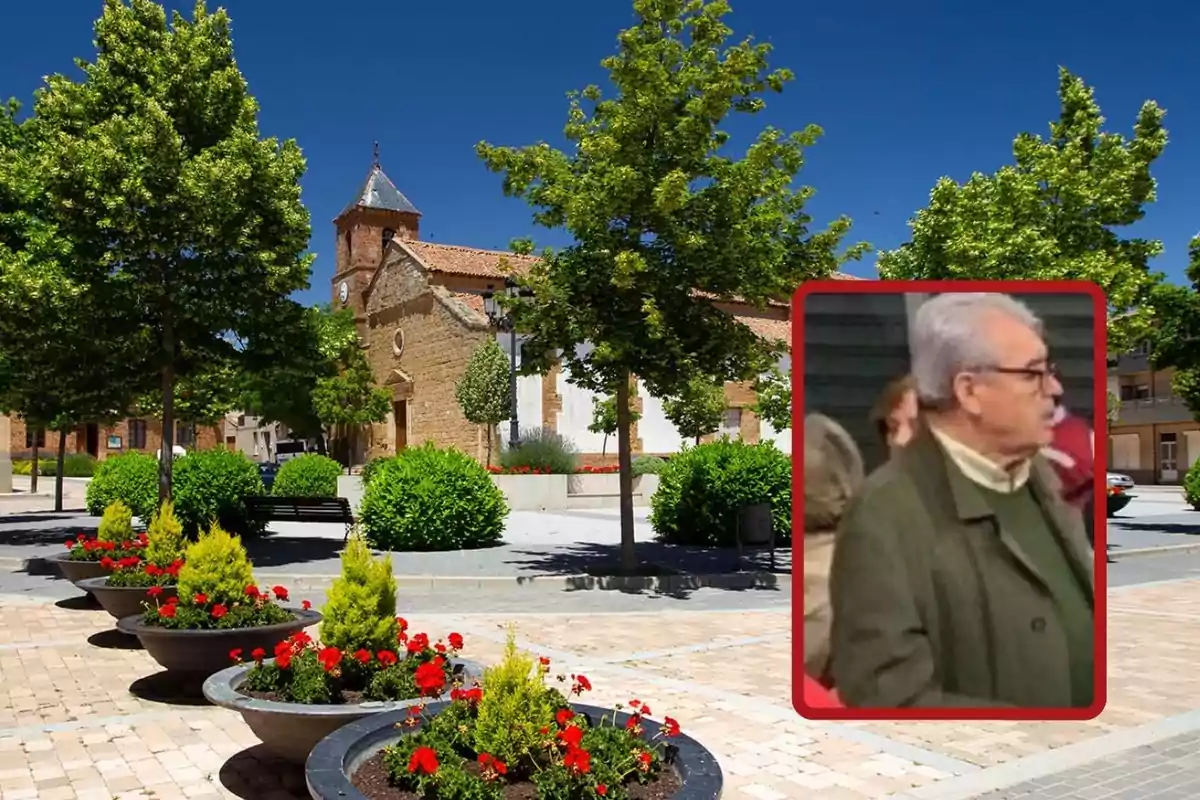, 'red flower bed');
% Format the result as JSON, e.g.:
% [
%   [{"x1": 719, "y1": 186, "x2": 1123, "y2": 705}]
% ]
[
  {"x1": 63, "y1": 531, "x2": 148, "y2": 562},
  {"x1": 142, "y1": 582, "x2": 299, "y2": 630},
  {"x1": 485, "y1": 465, "x2": 555, "y2": 475},
  {"x1": 234, "y1": 617, "x2": 466, "y2": 706}
]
